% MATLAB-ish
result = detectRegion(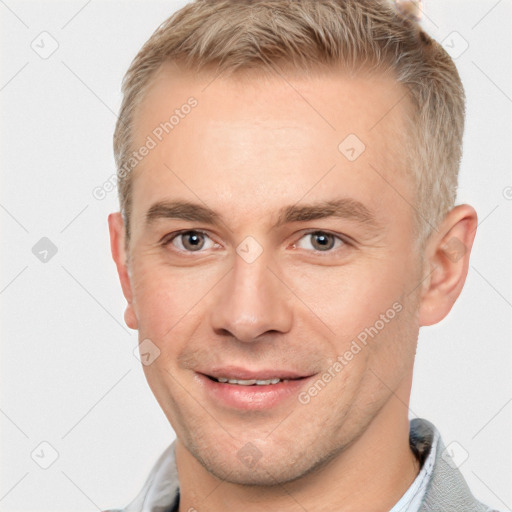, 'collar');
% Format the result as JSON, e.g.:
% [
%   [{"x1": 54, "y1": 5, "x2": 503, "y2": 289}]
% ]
[{"x1": 390, "y1": 418, "x2": 439, "y2": 512}]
